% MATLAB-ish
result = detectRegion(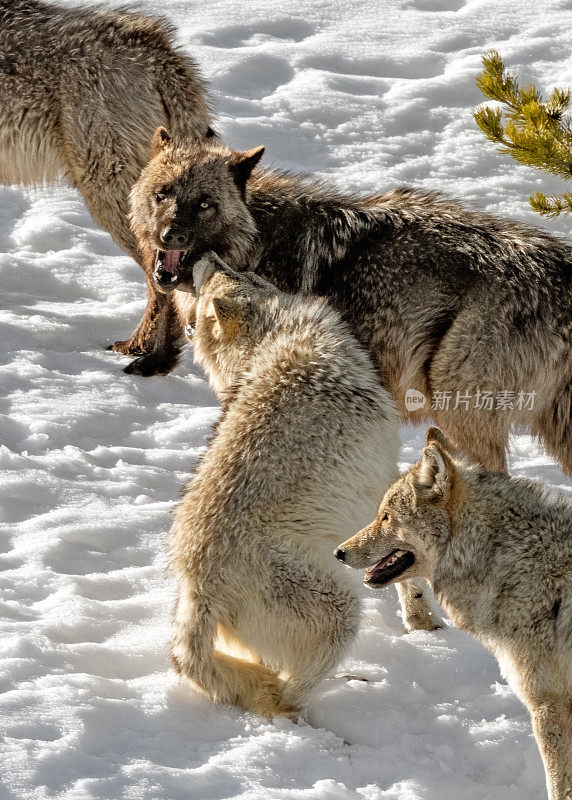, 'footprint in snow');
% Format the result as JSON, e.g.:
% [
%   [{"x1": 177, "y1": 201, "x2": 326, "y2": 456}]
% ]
[
  {"x1": 213, "y1": 54, "x2": 295, "y2": 99},
  {"x1": 299, "y1": 53, "x2": 445, "y2": 80},
  {"x1": 197, "y1": 19, "x2": 315, "y2": 48},
  {"x1": 407, "y1": 0, "x2": 466, "y2": 10}
]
